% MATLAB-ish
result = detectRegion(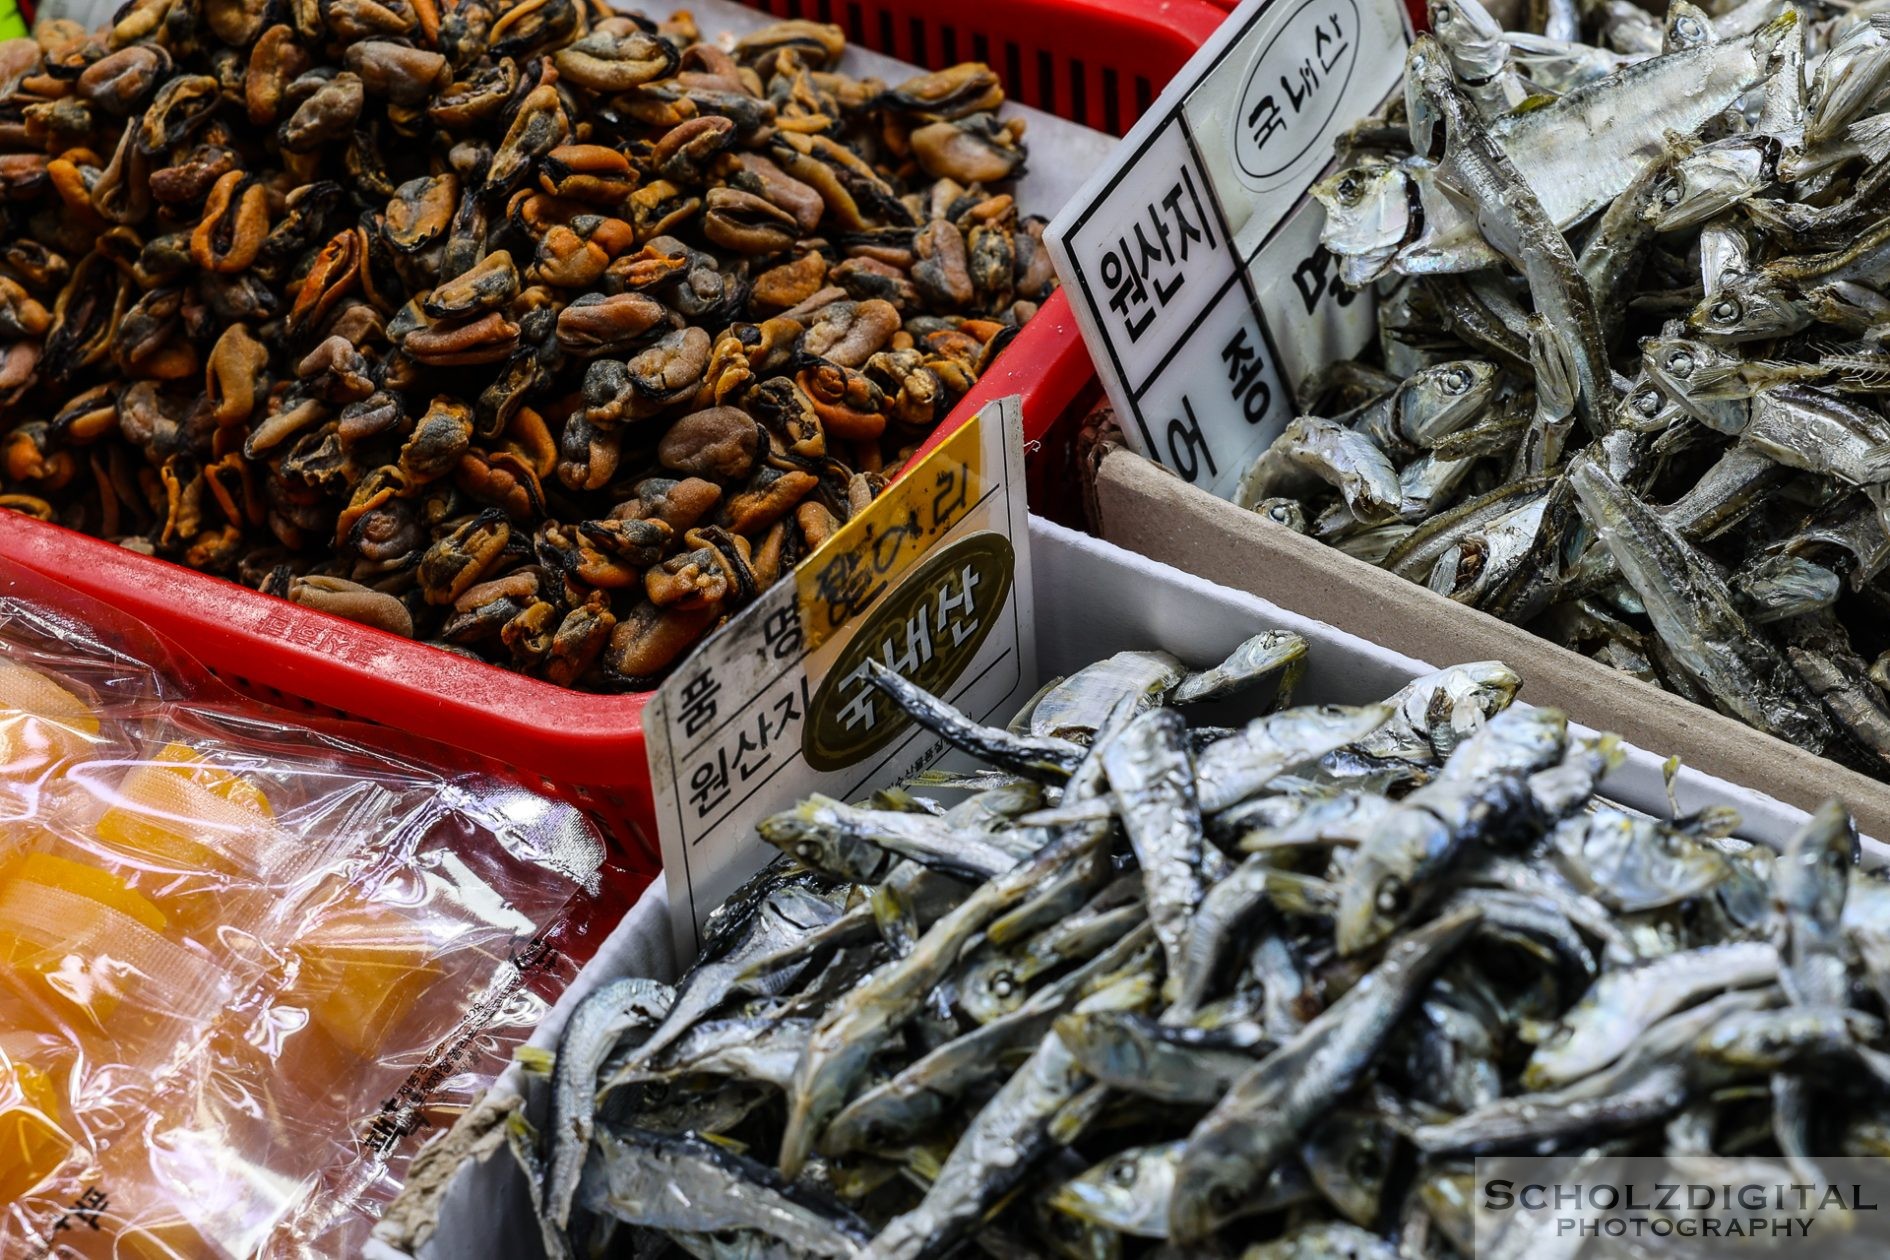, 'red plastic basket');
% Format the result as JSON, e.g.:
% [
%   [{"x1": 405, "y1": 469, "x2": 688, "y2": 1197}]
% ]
[
  {"x1": 1199, "y1": 0, "x2": 1426, "y2": 33},
  {"x1": 2, "y1": 0, "x2": 1225, "y2": 867}
]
